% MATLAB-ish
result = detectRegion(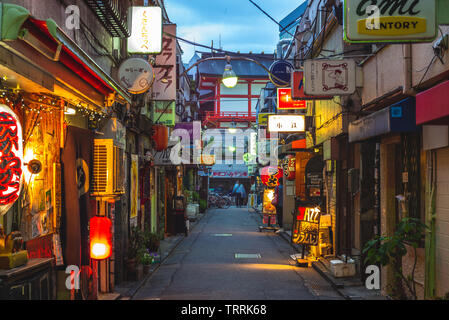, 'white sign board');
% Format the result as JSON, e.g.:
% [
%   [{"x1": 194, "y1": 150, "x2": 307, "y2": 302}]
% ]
[
  {"x1": 118, "y1": 58, "x2": 154, "y2": 94},
  {"x1": 268, "y1": 115, "x2": 305, "y2": 133},
  {"x1": 152, "y1": 24, "x2": 177, "y2": 101},
  {"x1": 304, "y1": 59, "x2": 356, "y2": 96},
  {"x1": 128, "y1": 6, "x2": 162, "y2": 54},
  {"x1": 344, "y1": 0, "x2": 437, "y2": 43}
]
